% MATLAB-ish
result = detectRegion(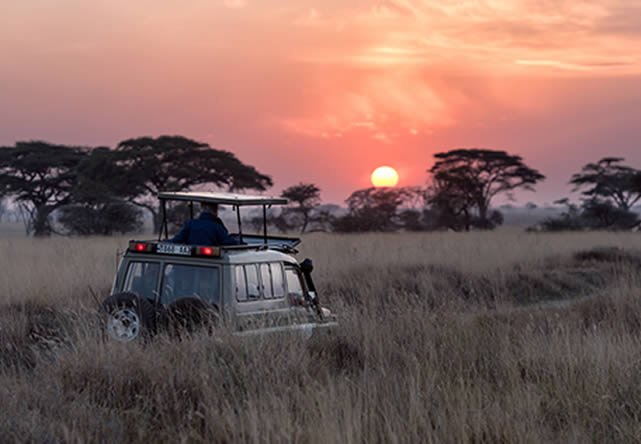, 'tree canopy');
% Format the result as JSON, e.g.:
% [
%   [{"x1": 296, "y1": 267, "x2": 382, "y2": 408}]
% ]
[
  {"x1": 279, "y1": 183, "x2": 322, "y2": 233},
  {"x1": 115, "y1": 135, "x2": 273, "y2": 231},
  {"x1": 428, "y1": 149, "x2": 545, "y2": 230},
  {"x1": 0, "y1": 141, "x2": 85, "y2": 235},
  {"x1": 570, "y1": 157, "x2": 641, "y2": 211}
]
